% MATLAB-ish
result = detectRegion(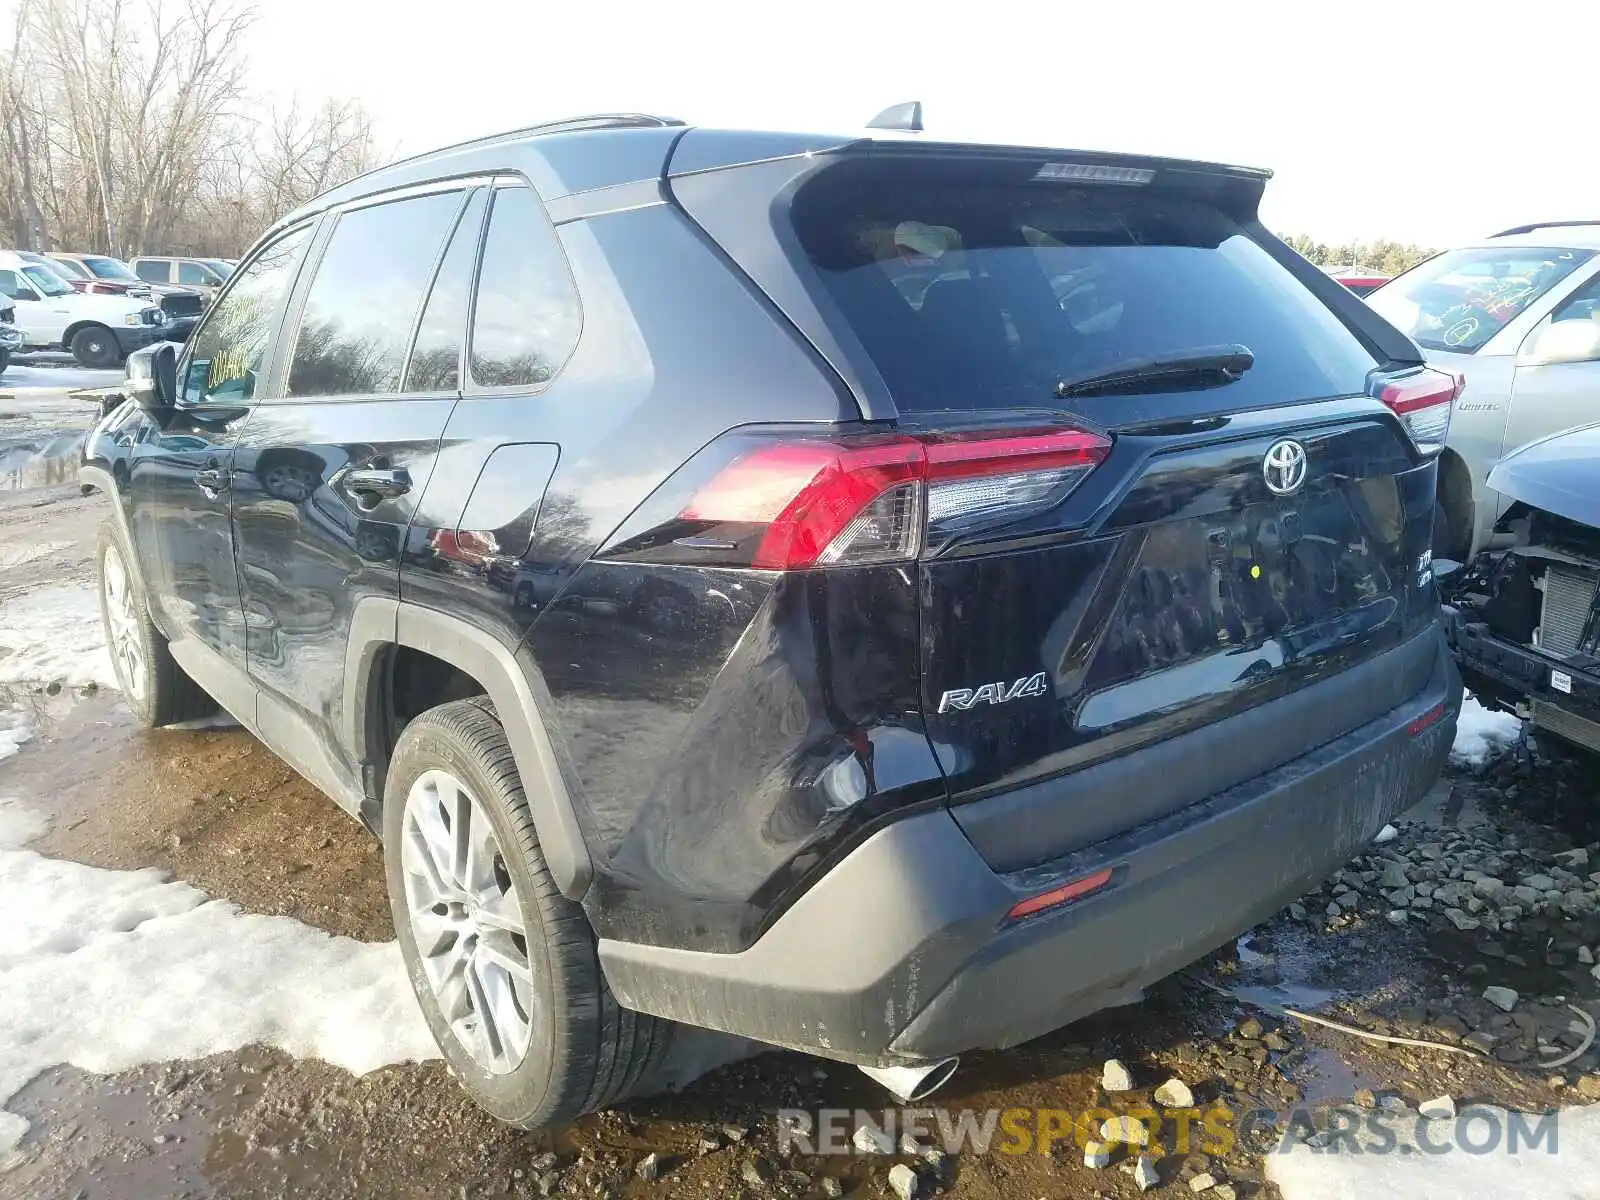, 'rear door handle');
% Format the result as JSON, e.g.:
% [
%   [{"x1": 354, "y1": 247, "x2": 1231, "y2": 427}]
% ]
[
  {"x1": 194, "y1": 466, "x2": 228, "y2": 498},
  {"x1": 341, "y1": 467, "x2": 412, "y2": 506}
]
